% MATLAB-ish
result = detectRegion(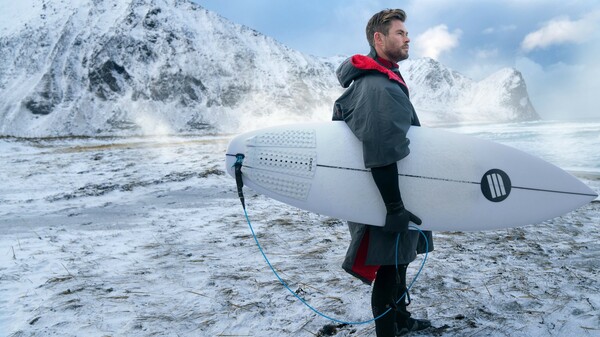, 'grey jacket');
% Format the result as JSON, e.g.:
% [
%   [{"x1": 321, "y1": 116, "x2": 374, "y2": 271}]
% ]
[{"x1": 332, "y1": 51, "x2": 434, "y2": 285}]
